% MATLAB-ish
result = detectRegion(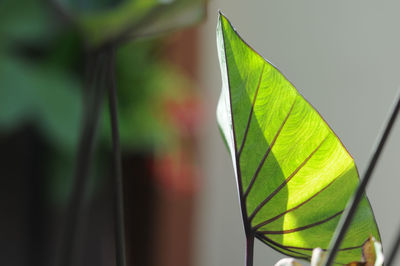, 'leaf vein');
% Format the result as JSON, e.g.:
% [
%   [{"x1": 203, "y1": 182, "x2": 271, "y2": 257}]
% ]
[
  {"x1": 252, "y1": 166, "x2": 345, "y2": 230},
  {"x1": 238, "y1": 63, "x2": 266, "y2": 158},
  {"x1": 255, "y1": 233, "x2": 311, "y2": 258},
  {"x1": 260, "y1": 210, "x2": 343, "y2": 235},
  {"x1": 256, "y1": 232, "x2": 362, "y2": 251},
  {"x1": 244, "y1": 98, "x2": 296, "y2": 199},
  {"x1": 248, "y1": 135, "x2": 329, "y2": 222}
]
